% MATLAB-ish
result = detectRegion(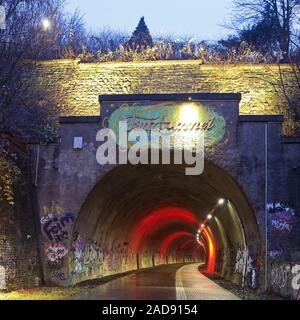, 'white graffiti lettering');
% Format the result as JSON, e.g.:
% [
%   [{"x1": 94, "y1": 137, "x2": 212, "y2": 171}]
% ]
[{"x1": 291, "y1": 264, "x2": 300, "y2": 290}]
